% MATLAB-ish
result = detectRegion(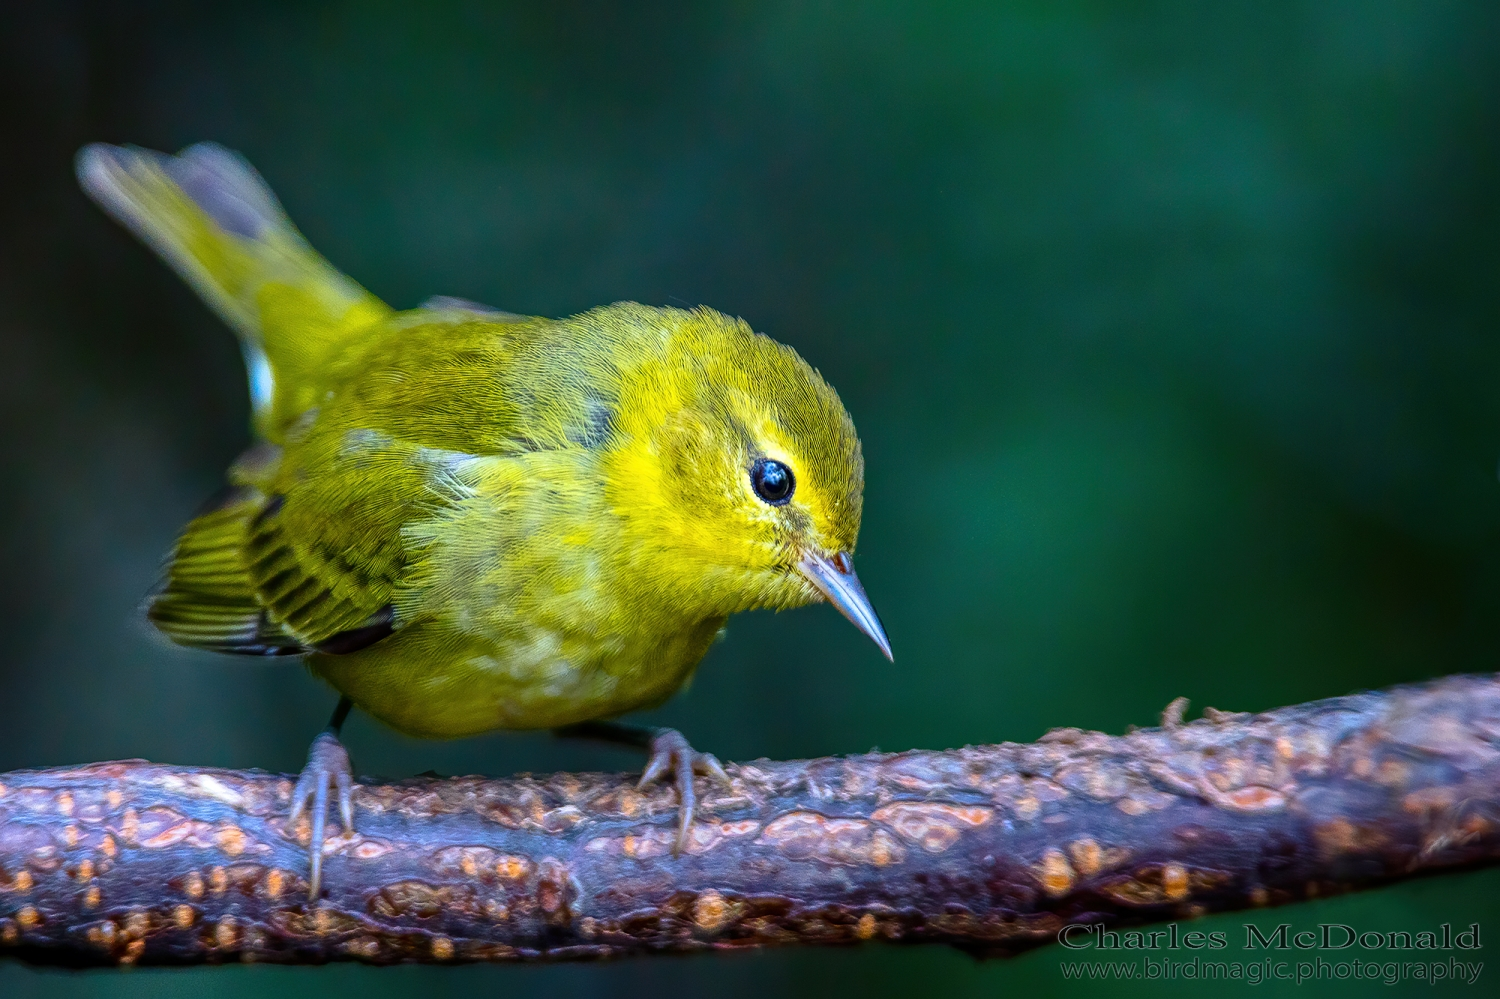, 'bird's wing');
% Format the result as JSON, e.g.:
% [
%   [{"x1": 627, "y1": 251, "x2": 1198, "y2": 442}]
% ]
[
  {"x1": 147, "y1": 316, "x2": 548, "y2": 657},
  {"x1": 148, "y1": 429, "x2": 478, "y2": 656},
  {"x1": 419, "y1": 295, "x2": 528, "y2": 321},
  {"x1": 146, "y1": 485, "x2": 310, "y2": 656}
]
